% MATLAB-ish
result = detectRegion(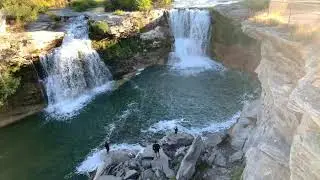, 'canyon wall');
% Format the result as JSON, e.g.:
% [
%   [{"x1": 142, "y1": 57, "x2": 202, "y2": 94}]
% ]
[{"x1": 213, "y1": 2, "x2": 320, "y2": 180}]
